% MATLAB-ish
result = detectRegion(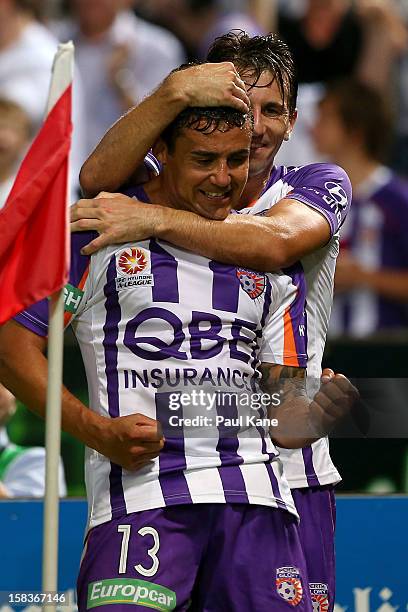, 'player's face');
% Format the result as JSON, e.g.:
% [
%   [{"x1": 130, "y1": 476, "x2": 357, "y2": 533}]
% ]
[
  {"x1": 312, "y1": 96, "x2": 348, "y2": 159},
  {"x1": 72, "y1": 0, "x2": 119, "y2": 33},
  {"x1": 161, "y1": 125, "x2": 251, "y2": 220},
  {"x1": 245, "y1": 70, "x2": 296, "y2": 177}
]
